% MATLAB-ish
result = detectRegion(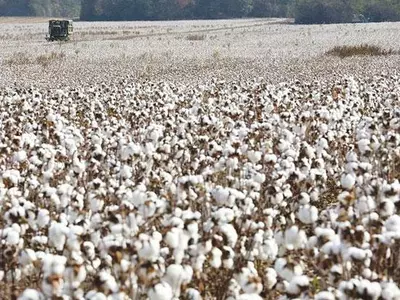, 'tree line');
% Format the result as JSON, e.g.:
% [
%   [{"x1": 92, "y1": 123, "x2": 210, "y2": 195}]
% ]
[
  {"x1": 0, "y1": 0, "x2": 399, "y2": 23},
  {"x1": 0, "y1": 0, "x2": 80, "y2": 18}
]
